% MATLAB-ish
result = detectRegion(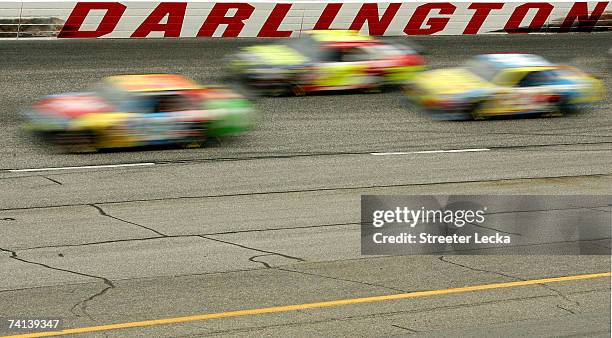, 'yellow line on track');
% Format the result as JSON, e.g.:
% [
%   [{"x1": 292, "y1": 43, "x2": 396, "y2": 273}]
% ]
[{"x1": 3, "y1": 271, "x2": 610, "y2": 338}]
